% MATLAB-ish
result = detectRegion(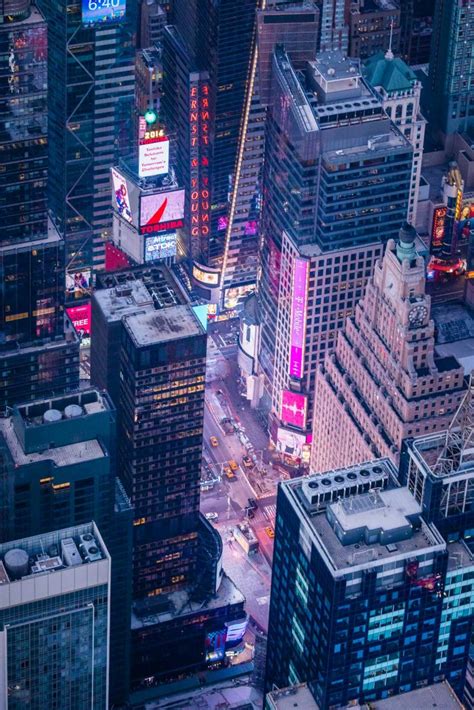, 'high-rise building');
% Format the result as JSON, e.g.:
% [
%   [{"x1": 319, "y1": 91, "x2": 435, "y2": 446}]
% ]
[
  {"x1": 0, "y1": 0, "x2": 81, "y2": 412},
  {"x1": 318, "y1": 0, "x2": 349, "y2": 53},
  {"x1": 0, "y1": 522, "x2": 110, "y2": 709},
  {"x1": 399, "y1": 377, "x2": 474, "y2": 543},
  {"x1": 90, "y1": 266, "x2": 247, "y2": 687},
  {"x1": 0, "y1": 0, "x2": 48, "y2": 242},
  {"x1": 348, "y1": 0, "x2": 400, "y2": 60},
  {"x1": 0, "y1": 388, "x2": 133, "y2": 706},
  {"x1": 0, "y1": 228, "x2": 80, "y2": 413},
  {"x1": 364, "y1": 49, "x2": 426, "y2": 224},
  {"x1": 427, "y1": 0, "x2": 474, "y2": 140},
  {"x1": 252, "y1": 49, "x2": 412, "y2": 464},
  {"x1": 36, "y1": 0, "x2": 136, "y2": 283},
  {"x1": 265, "y1": 461, "x2": 474, "y2": 706},
  {"x1": 310, "y1": 225, "x2": 465, "y2": 474},
  {"x1": 399, "y1": 0, "x2": 434, "y2": 65}
]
